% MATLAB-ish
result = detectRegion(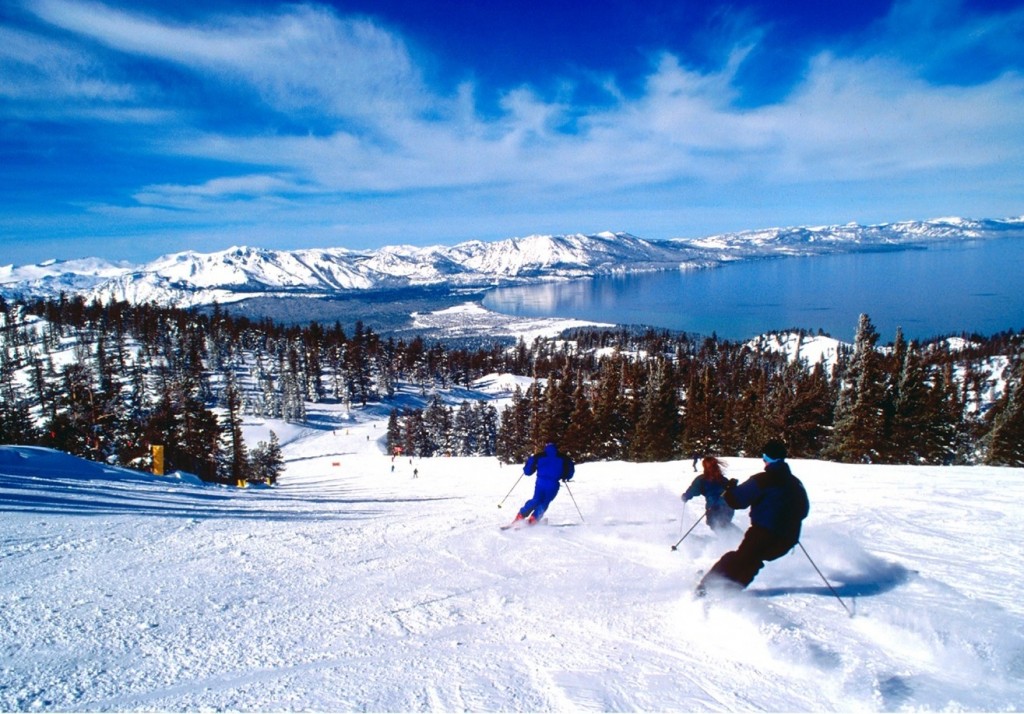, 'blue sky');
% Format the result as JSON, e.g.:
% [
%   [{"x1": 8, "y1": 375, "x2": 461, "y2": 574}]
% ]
[{"x1": 2, "y1": 0, "x2": 1023, "y2": 265}]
